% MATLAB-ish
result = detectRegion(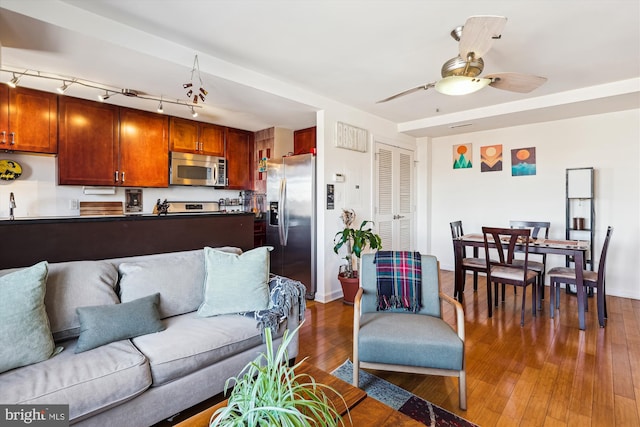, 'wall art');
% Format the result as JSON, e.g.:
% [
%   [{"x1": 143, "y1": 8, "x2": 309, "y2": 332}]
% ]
[
  {"x1": 453, "y1": 143, "x2": 472, "y2": 169},
  {"x1": 511, "y1": 147, "x2": 537, "y2": 176},
  {"x1": 480, "y1": 144, "x2": 503, "y2": 172}
]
